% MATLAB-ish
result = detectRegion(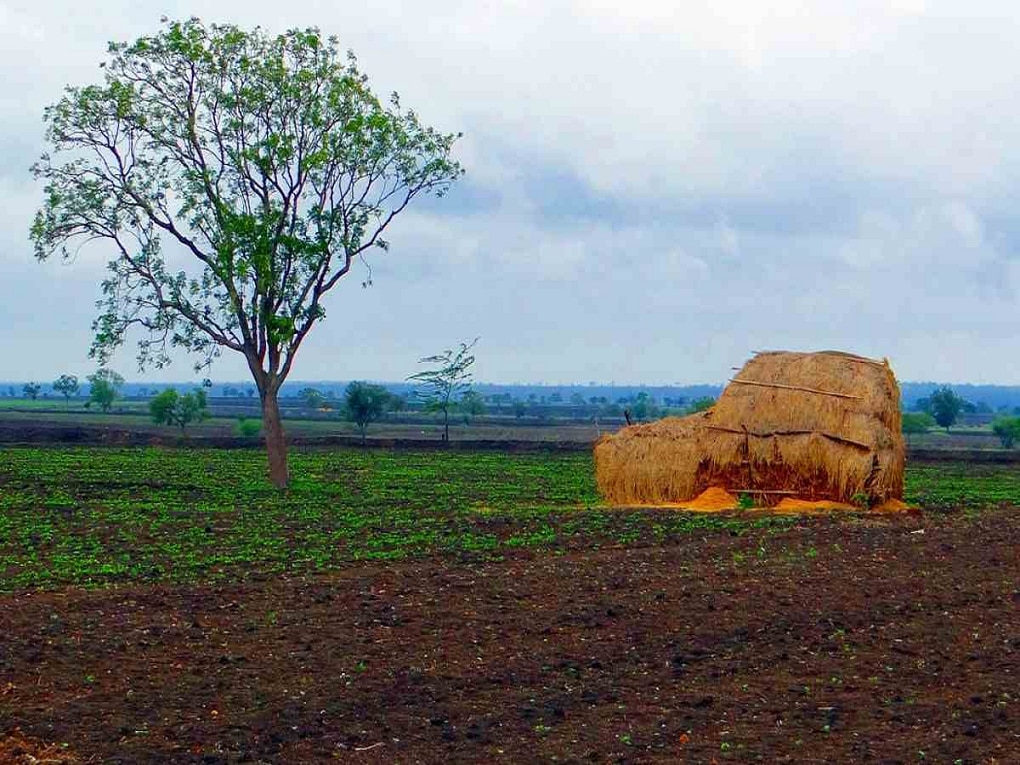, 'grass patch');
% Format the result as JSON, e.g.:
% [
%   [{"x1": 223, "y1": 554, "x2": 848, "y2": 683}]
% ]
[{"x1": 0, "y1": 449, "x2": 1014, "y2": 591}]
